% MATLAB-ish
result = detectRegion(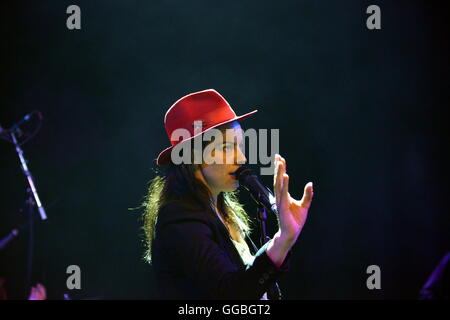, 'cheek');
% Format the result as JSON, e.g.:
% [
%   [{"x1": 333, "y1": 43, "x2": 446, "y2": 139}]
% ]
[
  {"x1": 202, "y1": 165, "x2": 229, "y2": 185},
  {"x1": 207, "y1": 149, "x2": 227, "y2": 165},
  {"x1": 202, "y1": 165, "x2": 220, "y2": 184}
]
